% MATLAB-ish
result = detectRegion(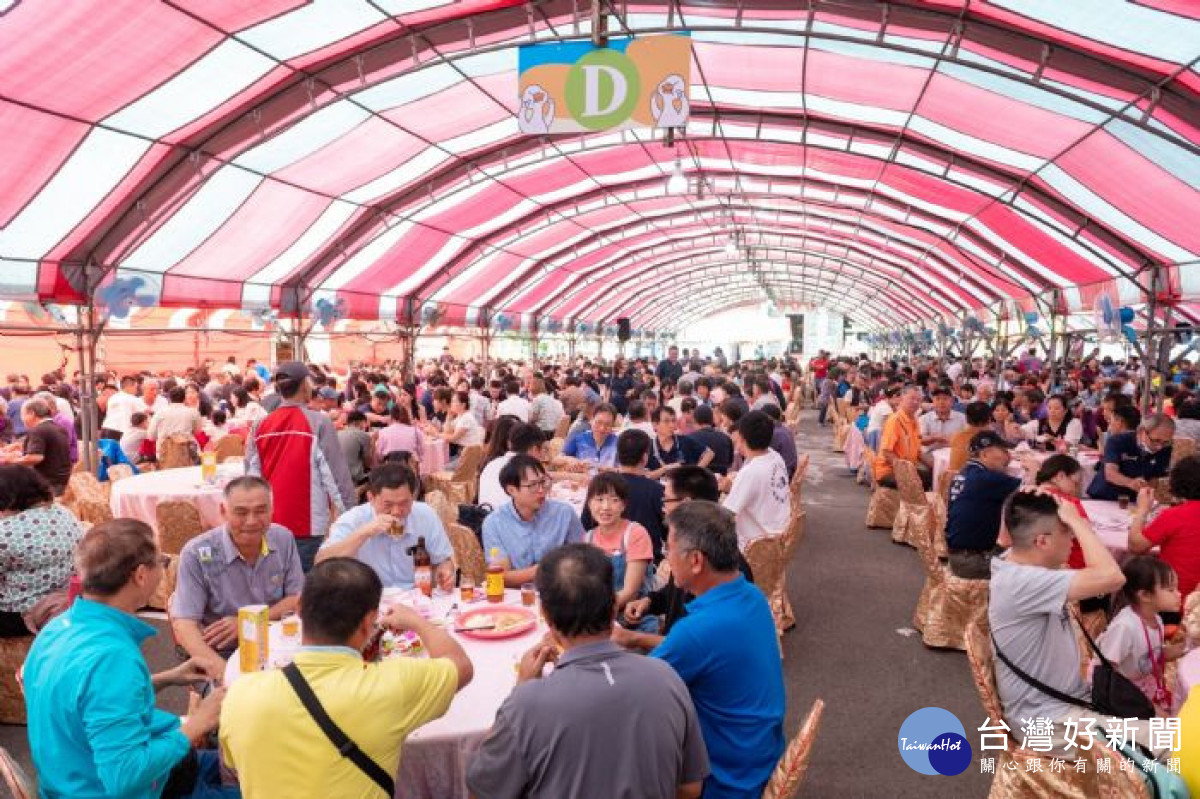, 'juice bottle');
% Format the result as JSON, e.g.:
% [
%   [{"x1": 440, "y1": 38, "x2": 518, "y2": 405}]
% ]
[
  {"x1": 486, "y1": 547, "x2": 505, "y2": 604},
  {"x1": 413, "y1": 536, "x2": 433, "y2": 598},
  {"x1": 201, "y1": 450, "x2": 217, "y2": 484}
]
